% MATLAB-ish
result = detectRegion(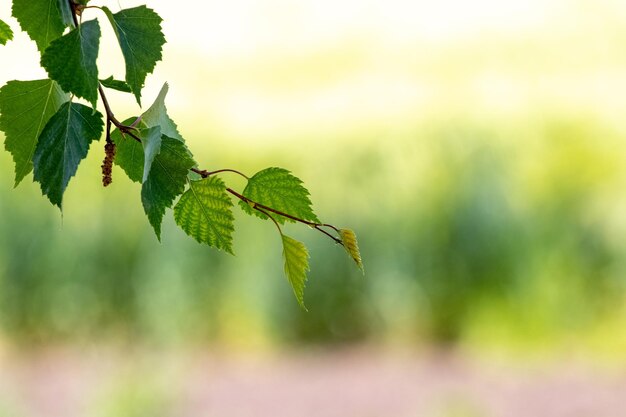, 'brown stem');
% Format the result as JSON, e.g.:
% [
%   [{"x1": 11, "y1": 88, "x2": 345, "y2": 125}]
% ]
[
  {"x1": 314, "y1": 225, "x2": 343, "y2": 244},
  {"x1": 68, "y1": 0, "x2": 79, "y2": 27},
  {"x1": 254, "y1": 207, "x2": 282, "y2": 234},
  {"x1": 98, "y1": 86, "x2": 116, "y2": 123},
  {"x1": 97, "y1": 84, "x2": 142, "y2": 143},
  {"x1": 192, "y1": 168, "x2": 249, "y2": 180},
  {"x1": 105, "y1": 117, "x2": 111, "y2": 144}
]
